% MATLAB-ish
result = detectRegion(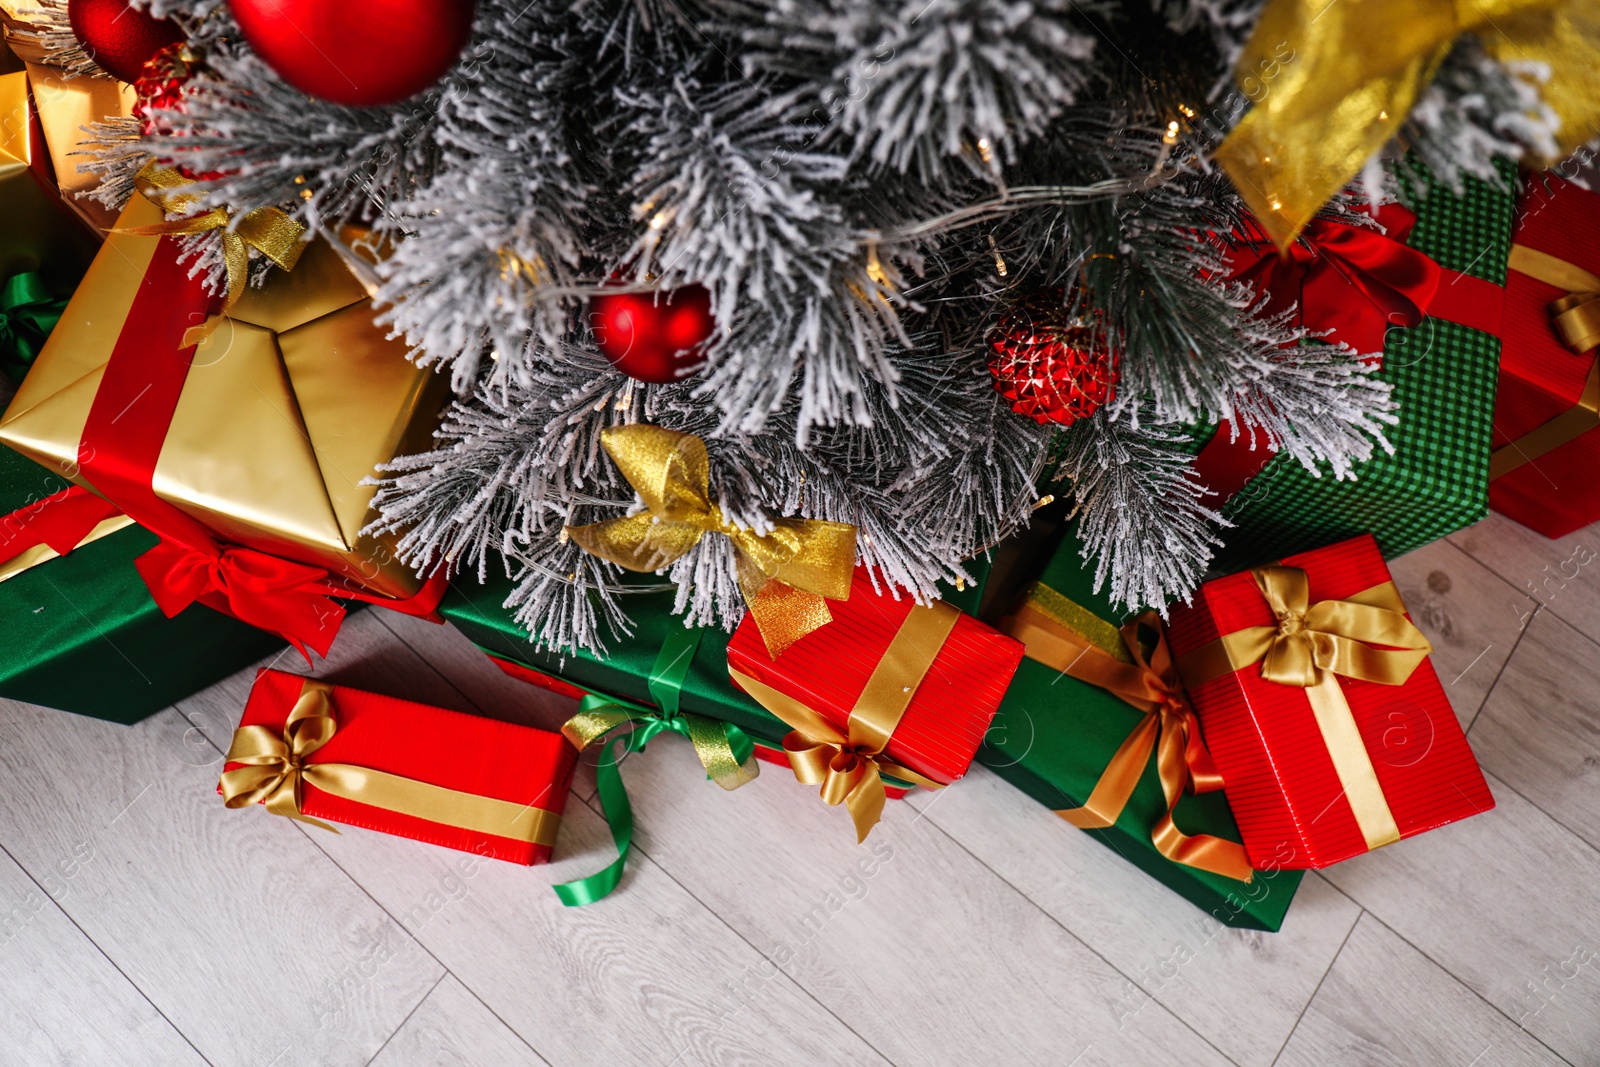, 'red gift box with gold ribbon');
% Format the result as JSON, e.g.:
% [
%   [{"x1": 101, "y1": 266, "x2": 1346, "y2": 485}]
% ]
[
  {"x1": 1488, "y1": 173, "x2": 1600, "y2": 538},
  {"x1": 221, "y1": 669, "x2": 577, "y2": 864},
  {"x1": 1166, "y1": 535, "x2": 1494, "y2": 869}
]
